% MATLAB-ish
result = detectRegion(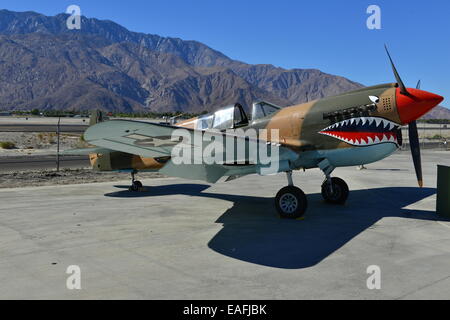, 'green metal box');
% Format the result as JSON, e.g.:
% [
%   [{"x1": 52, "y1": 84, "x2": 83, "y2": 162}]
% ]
[{"x1": 437, "y1": 165, "x2": 450, "y2": 217}]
